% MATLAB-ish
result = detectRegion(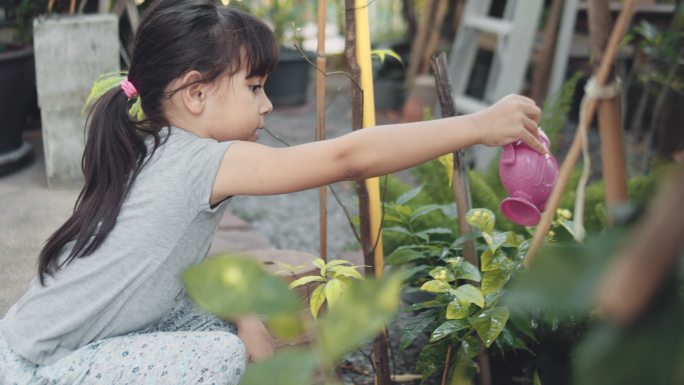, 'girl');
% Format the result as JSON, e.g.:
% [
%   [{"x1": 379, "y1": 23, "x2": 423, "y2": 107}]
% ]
[{"x1": 0, "y1": 0, "x2": 545, "y2": 384}]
